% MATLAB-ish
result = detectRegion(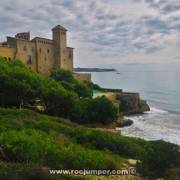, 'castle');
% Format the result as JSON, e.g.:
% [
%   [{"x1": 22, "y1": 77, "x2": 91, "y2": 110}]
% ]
[{"x1": 0, "y1": 25, "x2": 74, "y2": 75}]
